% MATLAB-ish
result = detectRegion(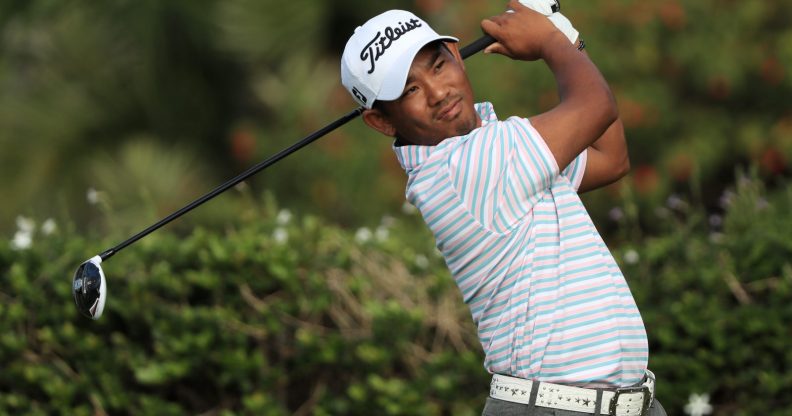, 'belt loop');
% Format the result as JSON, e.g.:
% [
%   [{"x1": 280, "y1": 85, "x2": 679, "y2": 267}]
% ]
[
  {"x1": 593, "y1": 389, "x2": 604, "y2": 416},
  {"x1": 527, "y1": 381, "x2": 540, "y2": 415}
]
